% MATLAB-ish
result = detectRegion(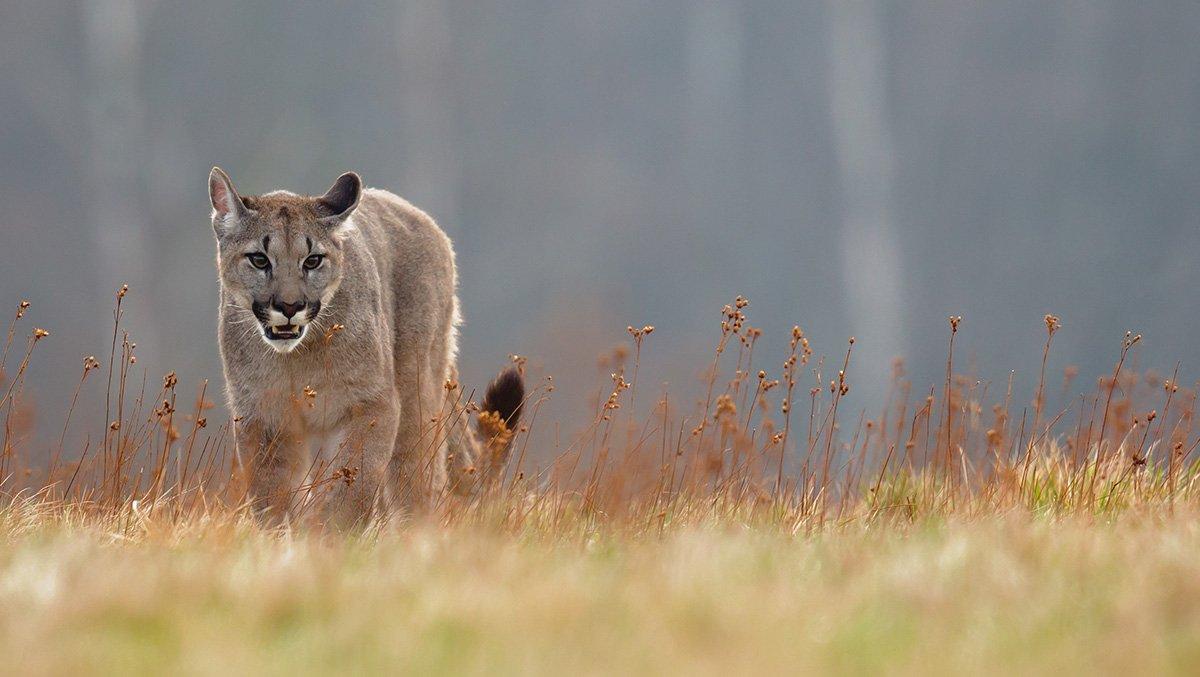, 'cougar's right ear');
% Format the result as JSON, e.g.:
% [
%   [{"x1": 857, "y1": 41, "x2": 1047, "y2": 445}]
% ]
[{"x1": 209, "y1": 167, "x2": 250, "y2": 236}]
